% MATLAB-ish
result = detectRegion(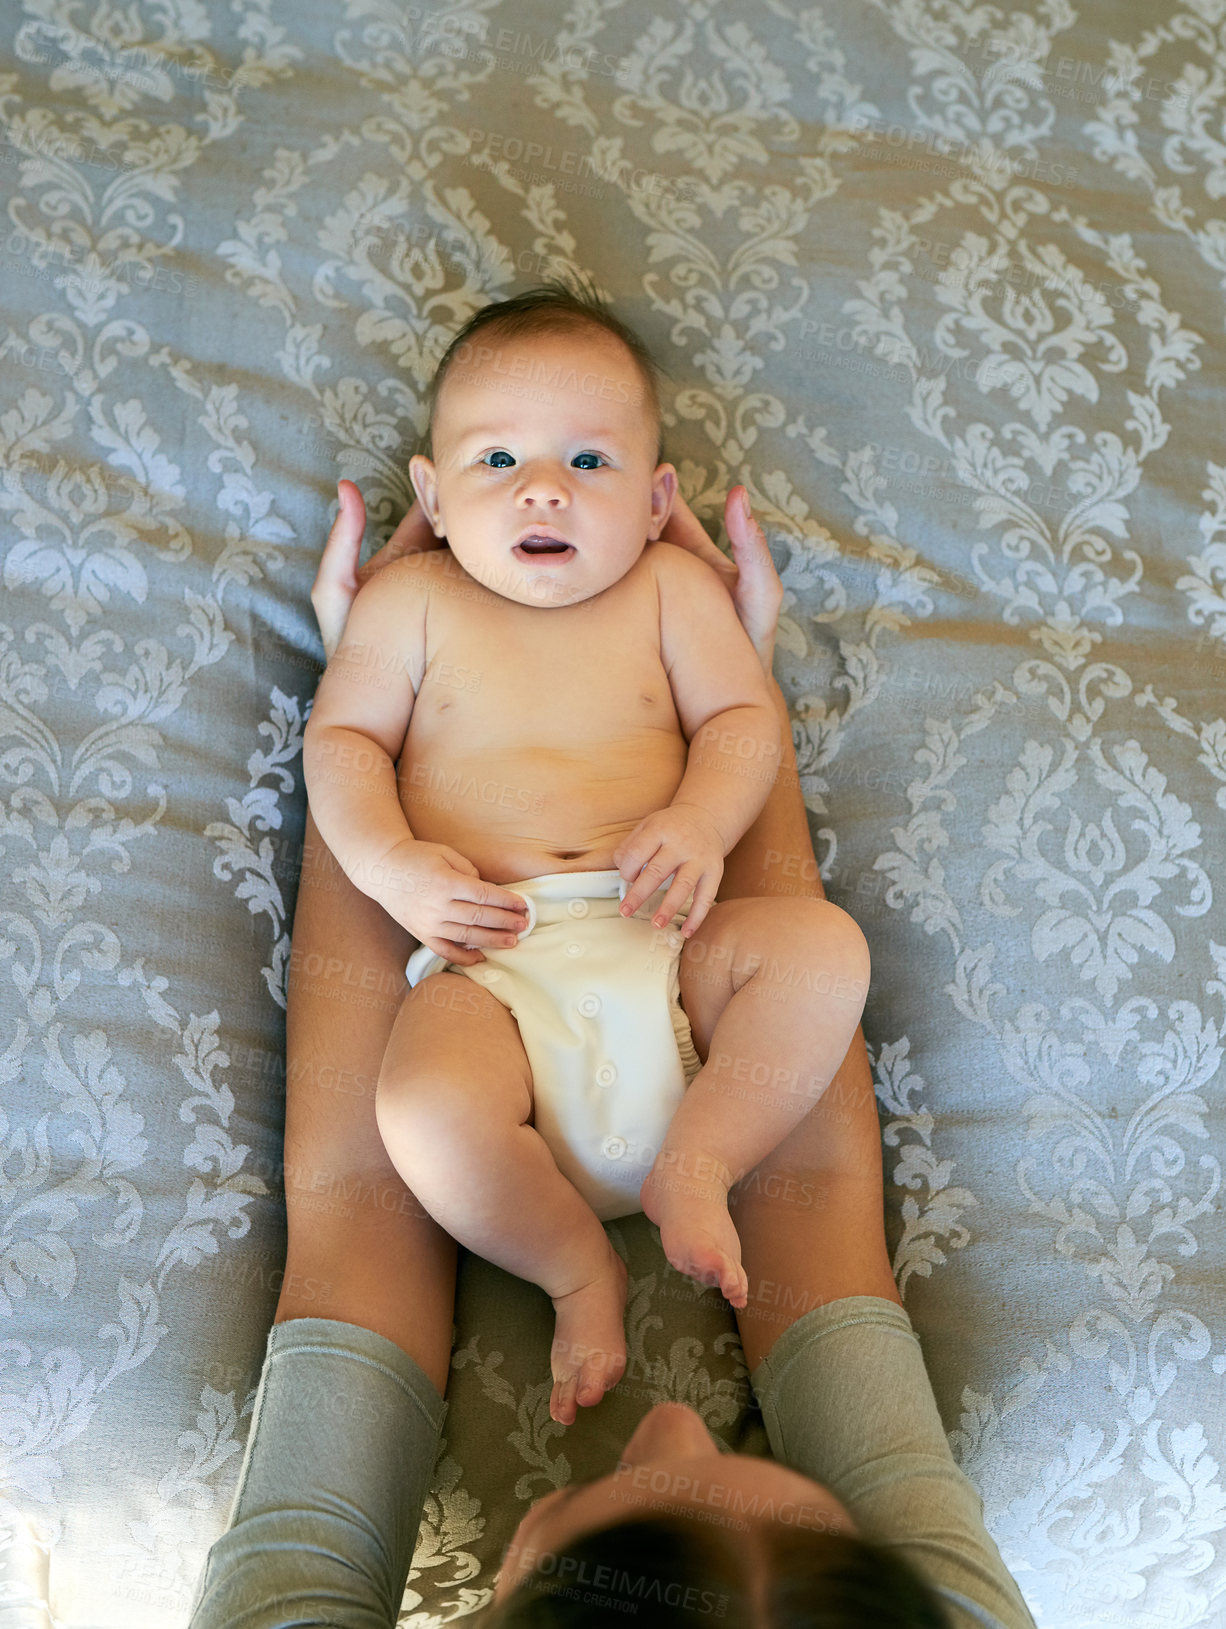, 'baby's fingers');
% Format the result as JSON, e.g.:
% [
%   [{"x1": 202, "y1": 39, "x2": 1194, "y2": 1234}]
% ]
[
  {"x1": 679, "y1": 890, "x2": 716, "y2": 938},
  {"x1": 425, "y1": 936, "x2": 485, "y2": 965},
  {"x1": 617, "y1": 846, "x2": 666, "y2": 919},
  {"x1": 441, "y1": 916, "x2": 523, "y2": 951},
  {"x1": 362, "y1": 494, "x2": 441, "y2": 579},
  {"x1": 646, "y1": 867, "x2": 704, "y2": 933}
]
